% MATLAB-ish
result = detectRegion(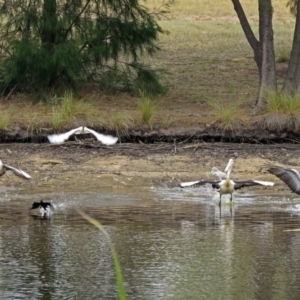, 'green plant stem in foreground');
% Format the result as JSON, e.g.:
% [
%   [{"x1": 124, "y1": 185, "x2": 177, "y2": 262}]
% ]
[{"x1": 77, "y1": 209, "x2": 127, "y2": 300}]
